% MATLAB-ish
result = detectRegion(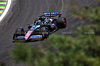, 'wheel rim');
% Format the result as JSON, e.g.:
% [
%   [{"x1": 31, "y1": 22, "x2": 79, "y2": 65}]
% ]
[{"x1": 63, "y1": 18, "x2": 66, "y2": 27}]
